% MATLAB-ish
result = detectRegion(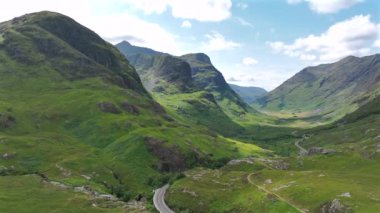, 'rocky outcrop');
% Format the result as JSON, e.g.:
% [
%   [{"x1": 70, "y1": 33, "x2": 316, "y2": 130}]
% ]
[
  {"x1": 97, "y1": 102, "x2": 121, "y2": 114},
  {"x1": 145, "y1": 137, "x2": 186, "y2": 172},
  {"x1": 0, "y1": 113, "x2": 16, "y2": 129},
  {"x1": 120, "y1": 101, "x2": 139, "y2": 115},
  {"x1": 227, "y1": 158, "x2": 254, "y2": 165},
  {"x1": 308, "y1": 147, "x2": 336, "y2": 155},
  {"x1": 320, "y1": 199, "x2": 350, "y2": 213},
  {"x1": 271, "y1": 160, "x2": 290, "y2": 170}
]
